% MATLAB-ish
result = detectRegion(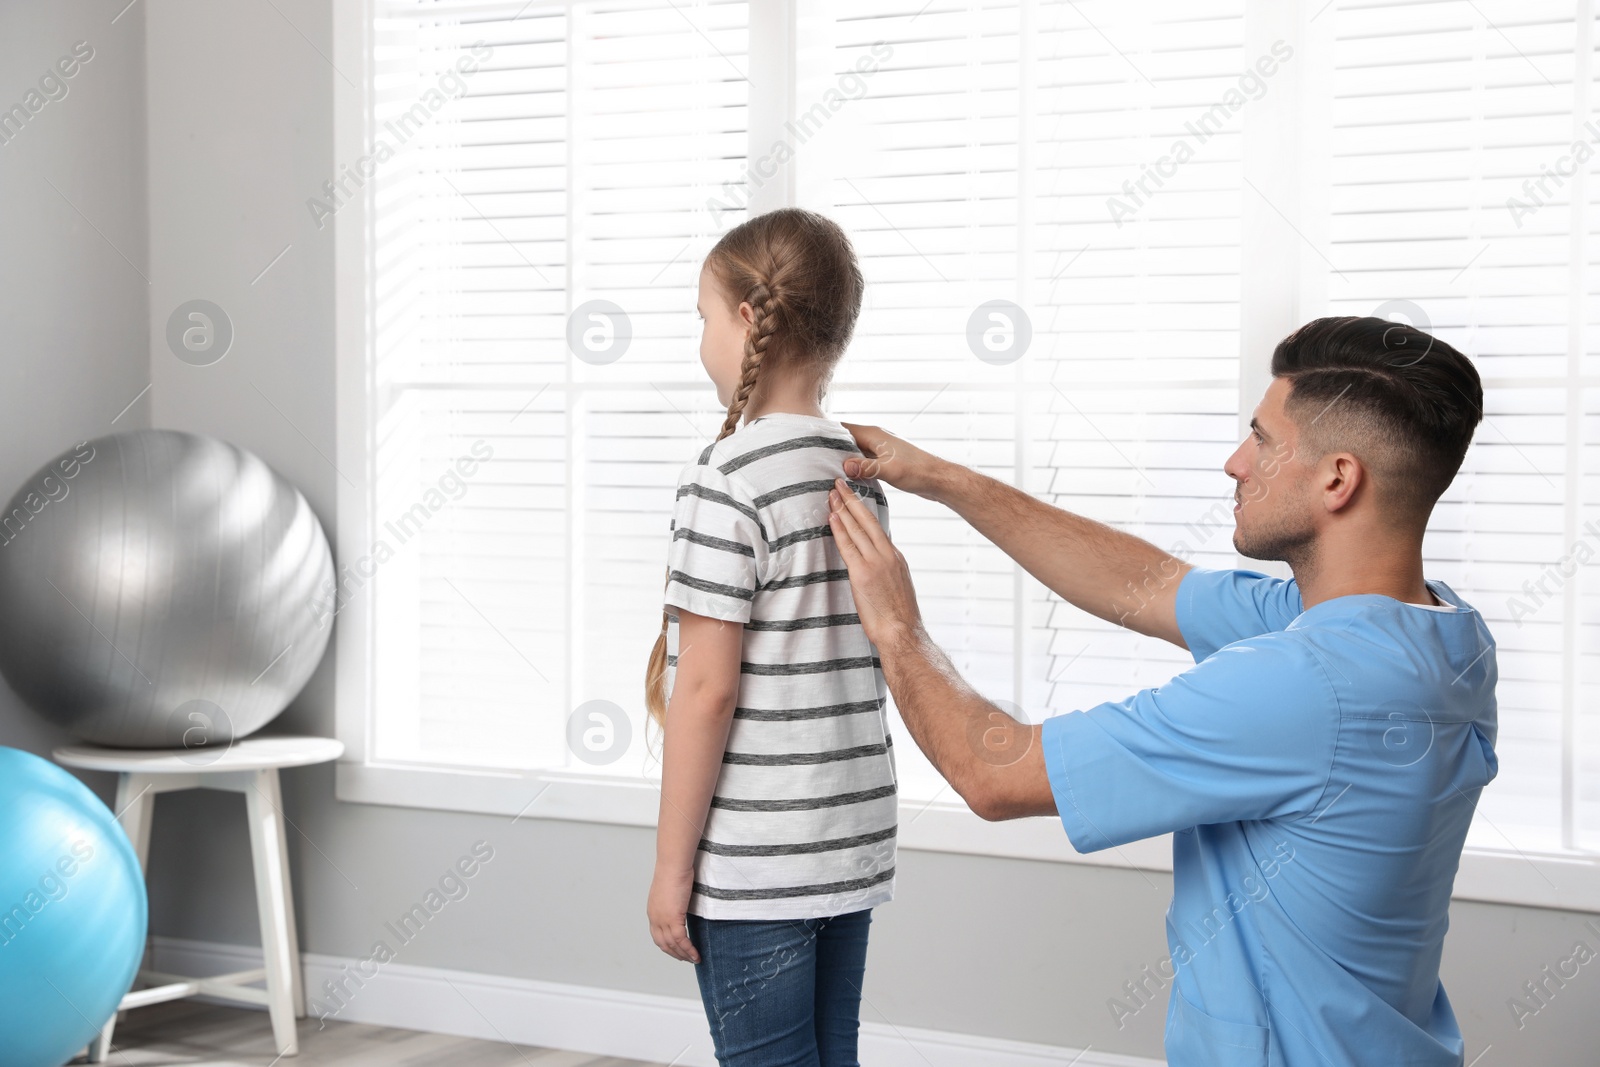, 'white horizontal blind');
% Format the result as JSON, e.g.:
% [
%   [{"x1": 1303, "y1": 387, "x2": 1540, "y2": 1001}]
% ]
[
  {"x1": 1026, "y1": 1, "x2": 1248, "y2": 725},
  {"x1": 361, "y1": 0, "x2": 1600, "y2": 865},
  {"x1": 818, "y1": 0, "x2": 1029, "y2": 802},
  {"x1": 811, "y1": 0, "x2": 1248, "y2": 799},
  {"x1": 369, "y1": 0, "x2": 749, "y2": 771},
  {"x1": 1577, "y1": 4, "x2": 1600, "y2": 858},
  {"x1": 1316, "y1": 0, "x2": 1598, "y2": 855}
]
